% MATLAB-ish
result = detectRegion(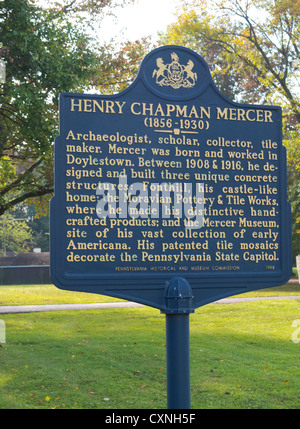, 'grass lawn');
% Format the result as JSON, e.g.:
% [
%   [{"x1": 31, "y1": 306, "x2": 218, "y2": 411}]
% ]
[
  {"x1": 0, "y1": 282, "x2": 299, "y2": 307},
  {"x1": 0, "y1": 284, "x2": 124, "y2": 306},
  {"x1": 0, "y1": 283, "x2": 299, "y2": 409}
]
